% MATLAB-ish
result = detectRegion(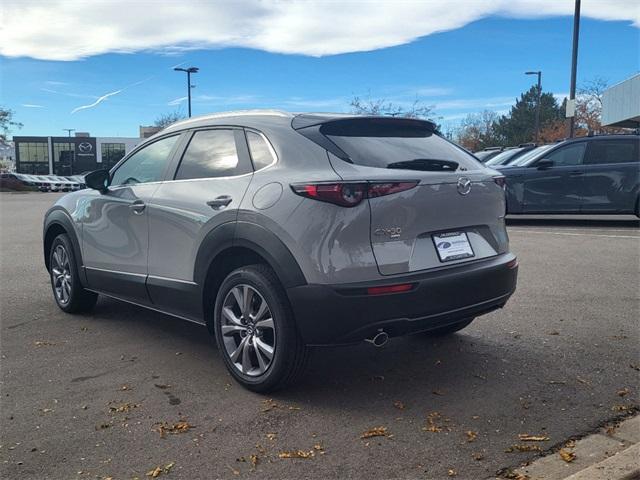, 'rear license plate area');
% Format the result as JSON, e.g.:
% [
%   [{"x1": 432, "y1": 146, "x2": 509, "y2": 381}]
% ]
[{"x1": 432, "y1": 231, "x2": 475, "y2": 262}]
